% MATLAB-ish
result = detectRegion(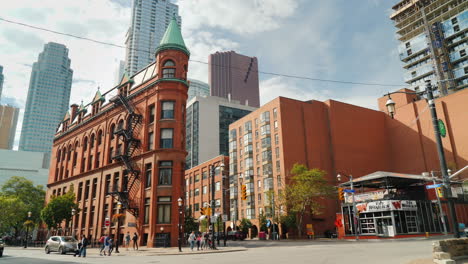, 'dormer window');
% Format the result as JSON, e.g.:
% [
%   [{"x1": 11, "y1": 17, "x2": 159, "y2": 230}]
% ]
[{"x1": 162, "y1": 60, "x2": 176, "y2": 78}]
